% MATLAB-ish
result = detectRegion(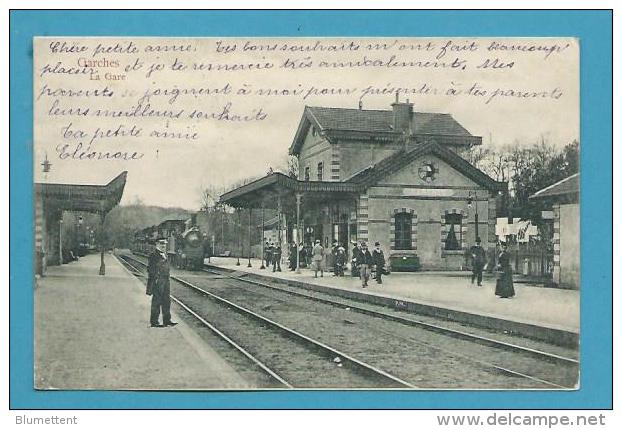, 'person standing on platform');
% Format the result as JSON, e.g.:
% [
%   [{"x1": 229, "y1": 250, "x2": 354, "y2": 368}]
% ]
[
  {"x1": 359, "y1": 242, "x2": 373, "y2": 288},
  {"x1": 495, "y1": 242, "x2": 516, "y2": 298},
  {"x1": 470, "y1": 237, "x2": 486, "y2": 287},
  {"x1": 372, "y1": 242, "x2": 386, "y2": 284},
  {"x1": 312, "y1": 239, "x2": 325, "y2": 278},
  {"x1": 272, "y1": 242, "x2": 282, "y2": 272},
  {"x1": 265, "y1": 241, "x2": 272, "y2": 268},
  {"x1": 146, "y1": 239, "x2": 177, "y2": 328},
  {"x1": 334, "y1": 245, "x2": 346, "y2": 276},
  {"x1": 351, "y1": 242, "x2": 361, "y2": 277},
  {"x1": 289, "y1": 242, "x2": 297, "y2": 271},
  {"x1": 331, "y1": 239, "x2": 339, "y2": 276}
]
